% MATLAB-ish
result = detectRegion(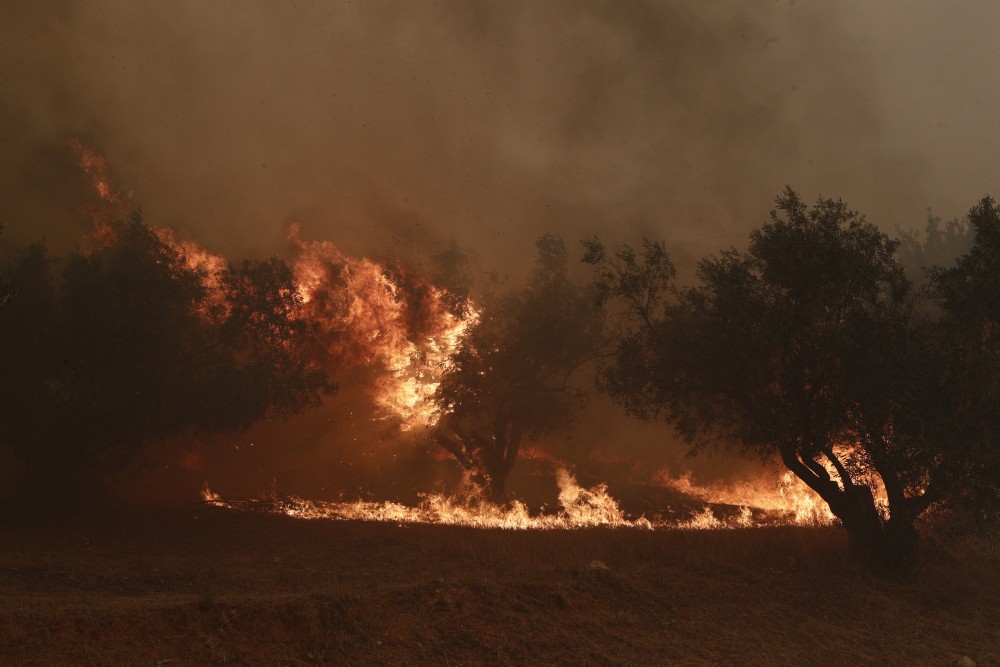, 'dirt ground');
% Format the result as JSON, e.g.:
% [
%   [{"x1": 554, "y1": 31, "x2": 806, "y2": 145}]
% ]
[{"x1": 0, "y1": 506, "x2": 997, "y2": 666}]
